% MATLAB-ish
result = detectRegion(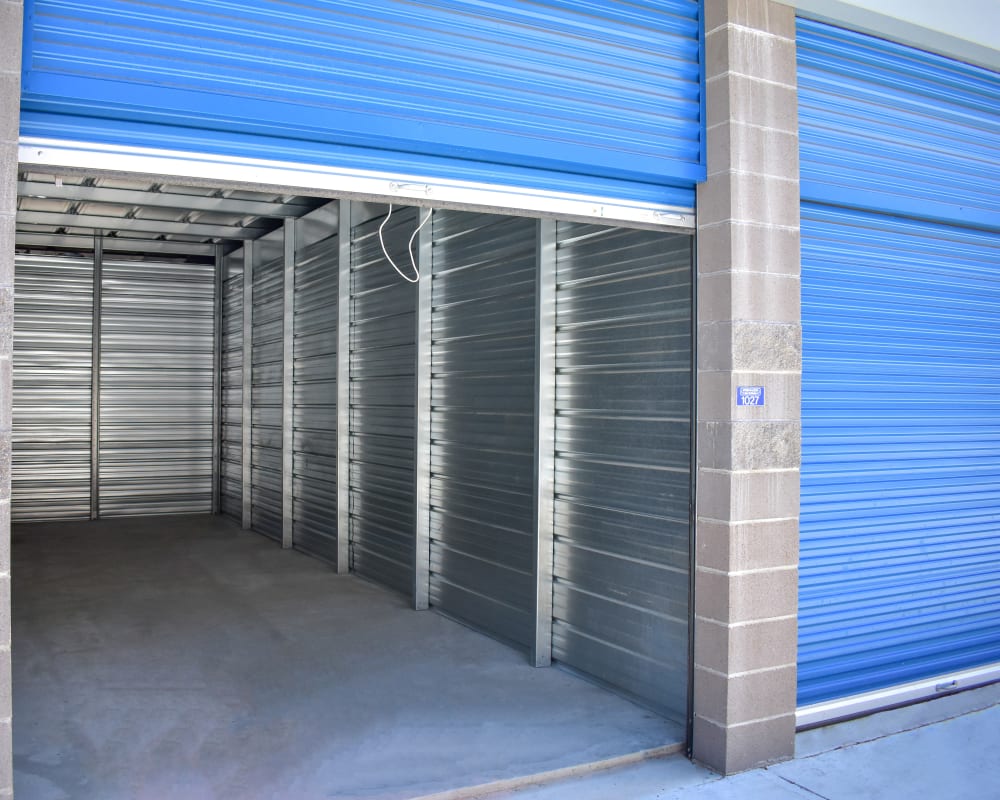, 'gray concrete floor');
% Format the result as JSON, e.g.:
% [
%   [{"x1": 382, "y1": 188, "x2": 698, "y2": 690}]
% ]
[
  {"x1": 485, "y1": 682, "x2": 1000, "y2": 799},
  {"x1": 12, "y1": 514, "x2": 683, "y2": 800}
]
